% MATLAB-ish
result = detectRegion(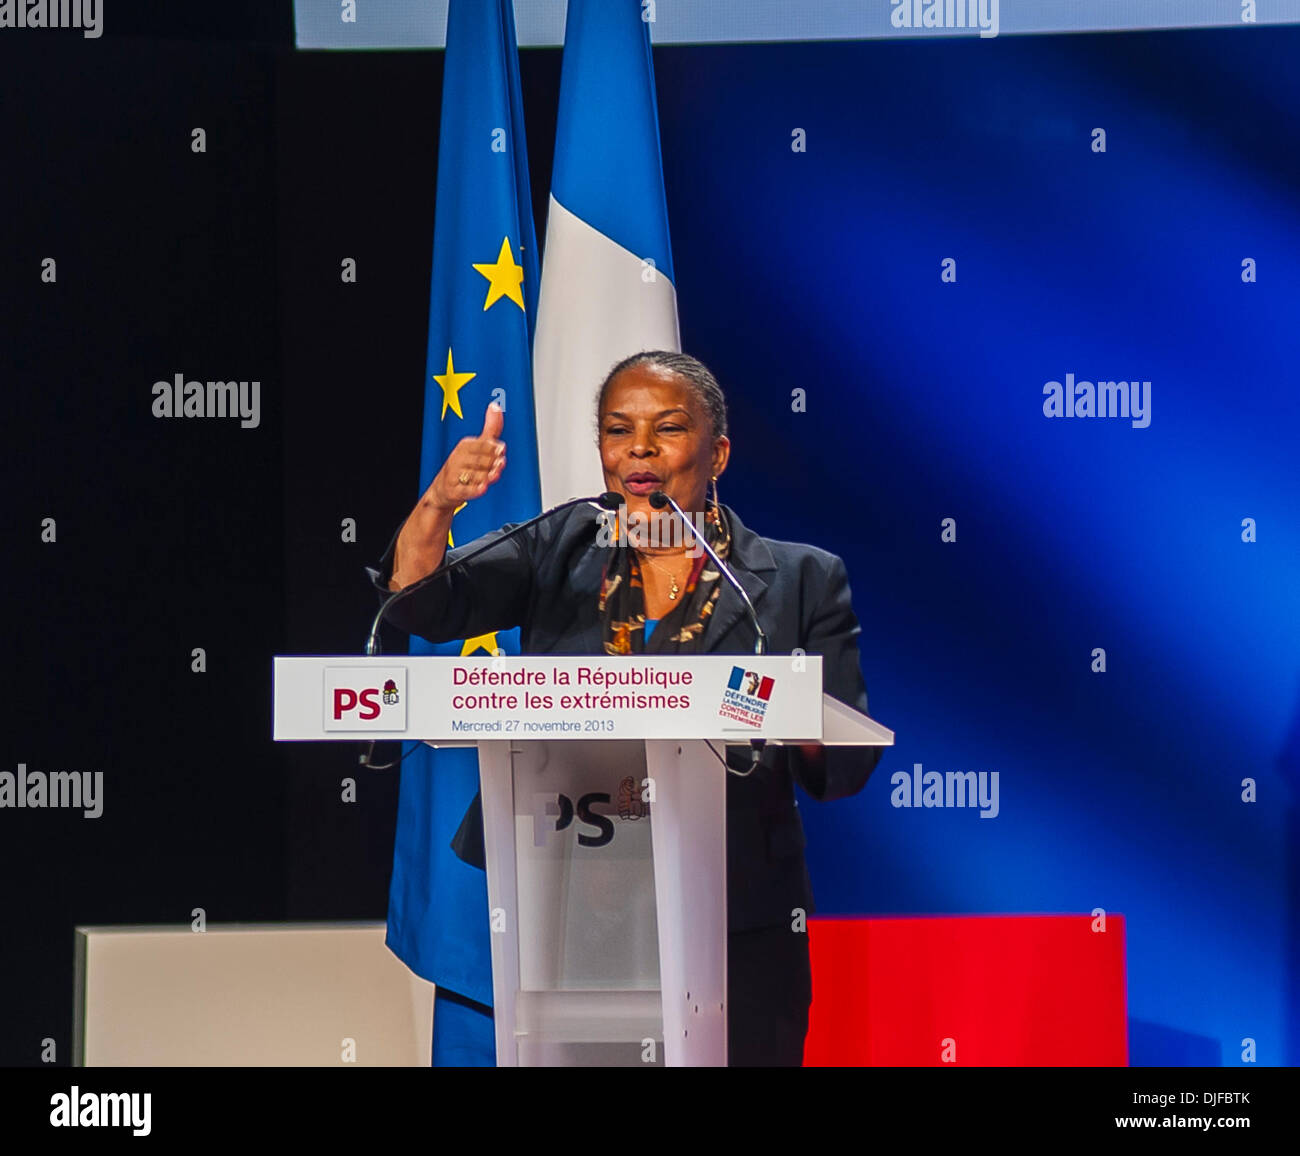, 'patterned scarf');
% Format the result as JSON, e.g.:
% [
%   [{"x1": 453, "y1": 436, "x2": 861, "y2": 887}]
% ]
[{"x1": 599, "y1": 500, "x2": 733, "y2": 655}]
